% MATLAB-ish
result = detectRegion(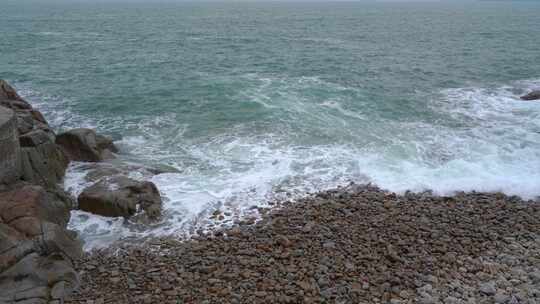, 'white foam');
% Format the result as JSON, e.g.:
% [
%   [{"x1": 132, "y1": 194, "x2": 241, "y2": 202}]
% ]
[
  {"x1": 21, "y1": 78, "x2": 540, "y2": 250},
  {"x1": 63, "y1": 163, "x2": 94, "y2": 198},
  {"x1": 68, "y1": 210, "x2": 131, "y2": 251},
  {"x1": 362, "y1": 79, "x2": 540, "y2": 198}
]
